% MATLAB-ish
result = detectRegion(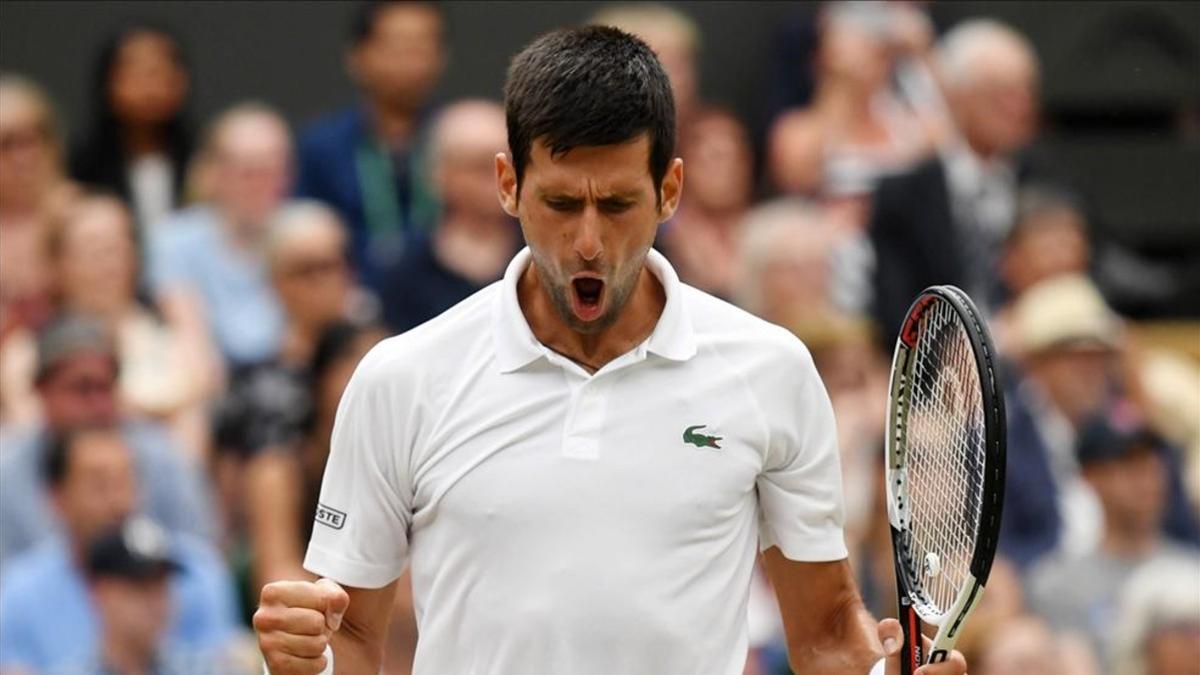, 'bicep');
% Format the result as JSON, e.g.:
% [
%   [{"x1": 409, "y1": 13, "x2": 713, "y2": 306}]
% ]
[{"x1": 762, "y1": 547, "x2": 881, "y2": 674}]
